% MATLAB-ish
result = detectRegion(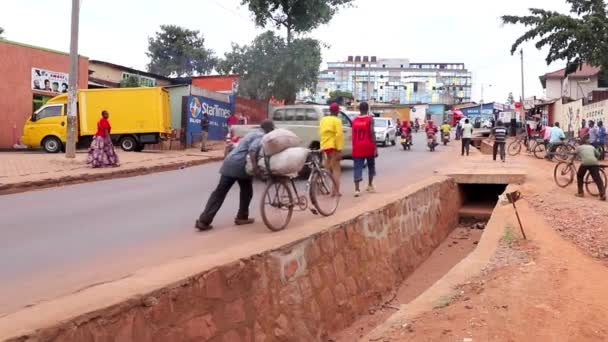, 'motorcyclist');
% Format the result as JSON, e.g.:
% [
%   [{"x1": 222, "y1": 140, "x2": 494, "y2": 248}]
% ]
[
  {"x1": 441, "y1": 121, "x2": 451, "y2": 135},
  {"x1": 401, "y1": 121, "x2": 412, "y2": 140},
  {"x1": 426, "y1": 120, "x2": 438, "y2": 146},
  {"x1": 414, "y1": 118, "x2": 420, "y2": 132}
]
